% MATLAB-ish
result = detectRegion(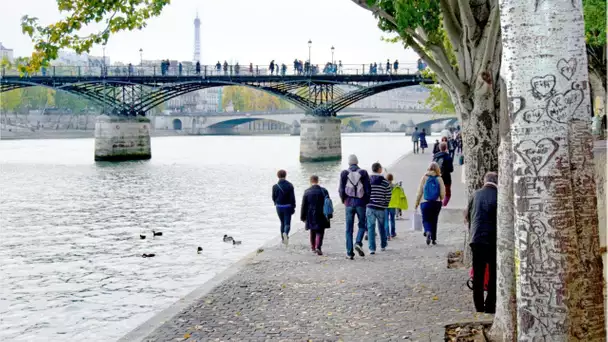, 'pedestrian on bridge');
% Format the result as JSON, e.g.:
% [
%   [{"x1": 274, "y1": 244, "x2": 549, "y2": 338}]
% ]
[
  {"x1": 223, "y1": 61, "x2": 228, "y2": 75},
  {"x1": 269, "y1": 60, "x2": 275, "y2": 75},
  {"x1": 393, "y1": 60, "x2": 399, "y2": 73},
  {"x1": 178, "y1": 63, "x2": 183, "y2": 76},
  {"x1": 272, "y1": 169, "x2": 296, "y2": 246},
  {"x1": 386, "y1": 59, "x2": 391, "y2": 74},
  {"x1": 216, "y1": 61, "x2": 221, "y2": 74},
  {"x1": 195, "y1": 61, "x2": 201, "y2": 75}
]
